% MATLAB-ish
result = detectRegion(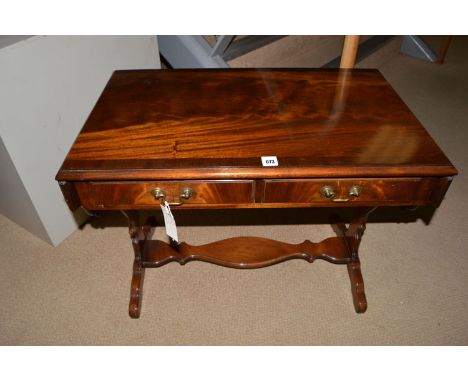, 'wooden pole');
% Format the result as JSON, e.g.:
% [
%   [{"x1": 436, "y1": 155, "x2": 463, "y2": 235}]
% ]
[
  {"x1": 436, "y1": 36, "x2": 452, "y2": 64},
  {"x1": 340, "y1": 35, "x2": 360, "y2": 69}
]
